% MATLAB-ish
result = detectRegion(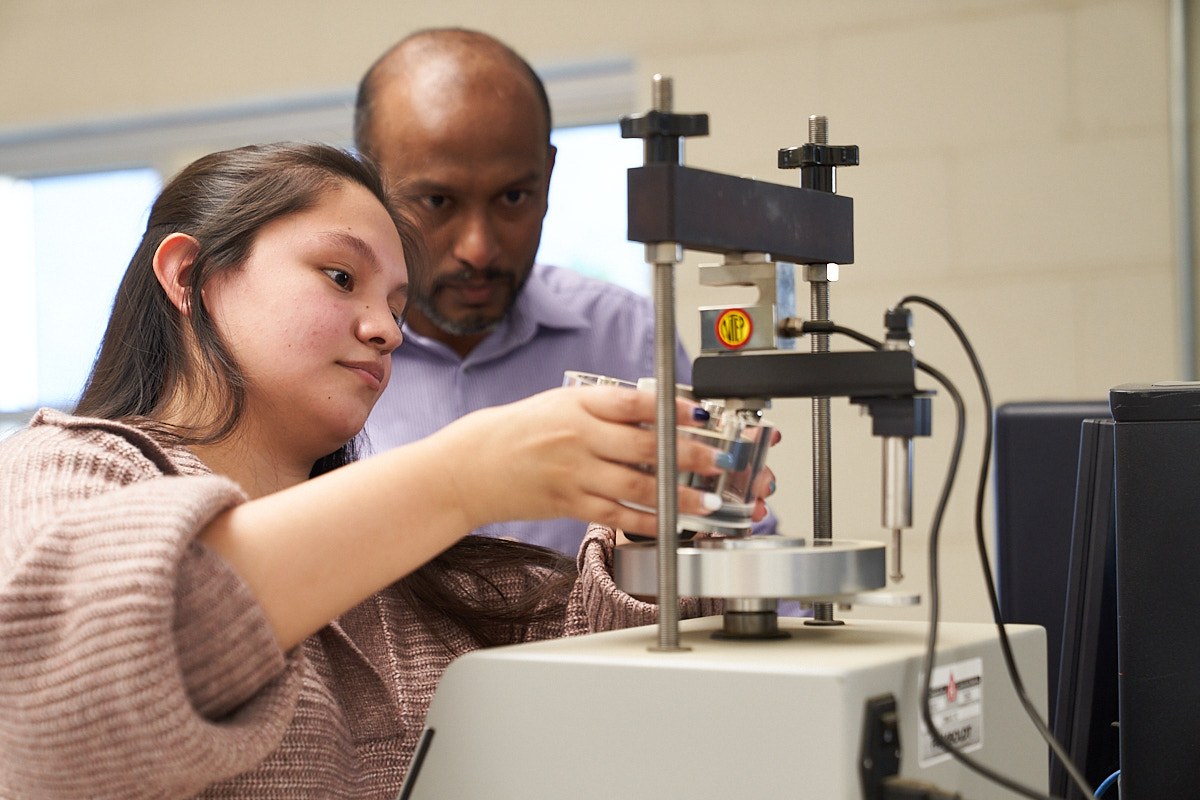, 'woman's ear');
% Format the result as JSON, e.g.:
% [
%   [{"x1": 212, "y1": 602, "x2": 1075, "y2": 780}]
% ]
[{"x1": 152, "y1": 233, "x2": 201, "y2": 316}]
